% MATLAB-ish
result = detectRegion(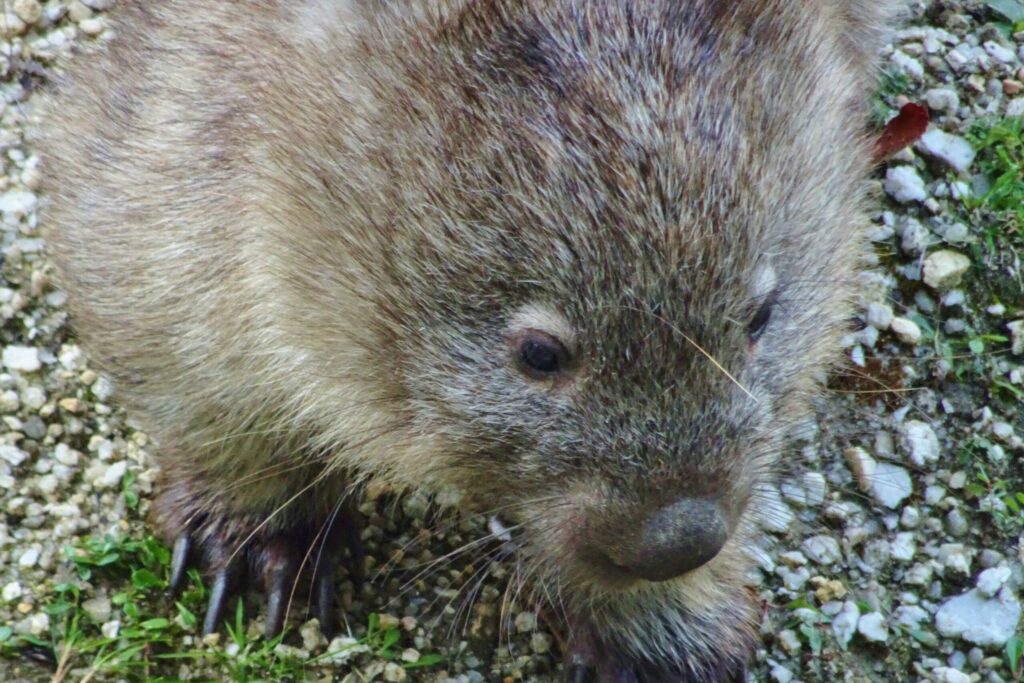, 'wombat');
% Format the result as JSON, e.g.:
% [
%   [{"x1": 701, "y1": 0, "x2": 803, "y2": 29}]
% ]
[{"x1": 40, "y1": 1, "x2": 902, "y2": 680}]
